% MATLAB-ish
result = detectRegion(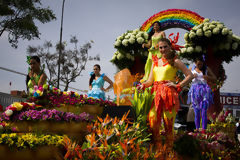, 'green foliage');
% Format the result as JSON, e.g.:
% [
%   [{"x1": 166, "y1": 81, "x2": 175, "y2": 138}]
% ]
[
  {"x1": 173, "y1": 134, "x2": 201, "y2": 159},
  {"x1": 0, "y1": 0, "x2": 56, "y2": 48},
  {"x1": 130, "y1": 87, "x2": 154, "y2": 125}
]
